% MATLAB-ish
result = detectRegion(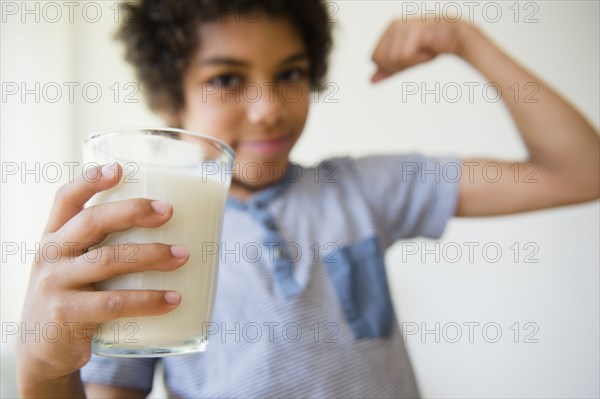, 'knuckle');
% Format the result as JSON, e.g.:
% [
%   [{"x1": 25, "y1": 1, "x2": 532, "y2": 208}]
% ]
[
  {"x1": 135, "y1": 199, "x2": 150, "y2": 213},
  {"x1": 129, "y1": 199, "x2": 149, "y2": 221},
  {"x1": 53, "y1": 182, "x2": 71, "y2": 203},
  {"x1": 105, "y1": 292, "x2": 126, "y2": 315},
  {"x1": 80, "y1": 206, "x2": 99, "y2": 229},
  {"x1": 97, "y1": 246, "x2": 114, "y2": 269},
  {"x1": 37, "y1": 269, "x2": 60, "y2": 292},
  {"x1": 390, "y1": 51, "x2": 404, "y2": 64},
  {"x1": 49, "y1": 306, "x2": 66, "y2": 324},
  {"x1": 52, "y1": 294, "x2": 73, "y2": 323},
  {"x1": 141, "y1": 291, "x2": 163, "y2": 314},
  {"x1": 153, "y1": 243, "x2": 170, "y2": 259},
  {"x1": 141, "y1": 291, "x2": 160, "y2": 310}
]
